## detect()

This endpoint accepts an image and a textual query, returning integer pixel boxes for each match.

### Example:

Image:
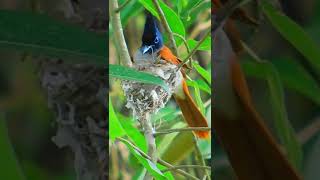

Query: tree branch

[110,0,132,67]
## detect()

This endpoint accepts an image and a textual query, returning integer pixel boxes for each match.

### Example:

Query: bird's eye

[154,37,159,43]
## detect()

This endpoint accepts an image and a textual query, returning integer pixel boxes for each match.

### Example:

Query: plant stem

[114,0,132,13]
[162,165,211,173]
[110,0,132,67]
[178,29,211,70]
[152,0,179,56]
[154,127,211,136]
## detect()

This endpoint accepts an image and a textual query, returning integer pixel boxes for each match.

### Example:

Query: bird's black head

[141,13,163,54]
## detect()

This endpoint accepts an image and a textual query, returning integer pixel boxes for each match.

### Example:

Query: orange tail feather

[174,80,210,139]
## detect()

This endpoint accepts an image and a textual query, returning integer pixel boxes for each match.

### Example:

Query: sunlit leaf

[117,114,148,153]
[119,138,166,180]
[187,37,211,51]
[109,64,169,92]
[193,61,211,84]
[187,80,205,114]
[109,100,126,141]
[186,79,211,94]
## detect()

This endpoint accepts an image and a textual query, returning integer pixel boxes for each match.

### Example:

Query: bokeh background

[213,0,320,179]
[0,0,106,179]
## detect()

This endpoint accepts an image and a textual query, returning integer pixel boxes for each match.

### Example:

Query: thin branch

[117,137,199,180]
[162,165,211,173]
[110,0,132,67]
[173,33,193,68]
[193,136,211,180]
[178,29,211,70]
[154,127,211,136]
[115,0,132,13]
[152,0,179,56]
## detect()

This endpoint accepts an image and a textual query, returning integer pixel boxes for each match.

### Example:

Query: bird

[134,13,210,139]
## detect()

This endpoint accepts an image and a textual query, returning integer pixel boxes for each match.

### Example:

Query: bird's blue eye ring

[154,37,159,43]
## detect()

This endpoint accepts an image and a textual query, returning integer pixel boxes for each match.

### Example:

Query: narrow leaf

[262,1,320,73]
[109,64,169,92]
[109,100,126,141]
[0,10,106,64]
[117,114,148,153]
[119,138,166,180]
[271,58,320,106]
[242,61,303,169]
[187,37,211,51]
[192,61,211,84]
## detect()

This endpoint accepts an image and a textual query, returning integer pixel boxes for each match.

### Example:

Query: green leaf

[0,113,24,180]
[119,0,144,26]
[119,138,166,180]
[139,0,186,45]
[186,79,211,94]
[109,64,169,92]
[242,61,303,169]
[0,10,106,64]
[117,115,148,153]
[271,58,320,106]
[192,61,211,84]
[109,100,126,141]
[158,164,175,180]
[262,1,320,73]
[187,37,211,51]
[152,107,179,123]
[187,80,205,114]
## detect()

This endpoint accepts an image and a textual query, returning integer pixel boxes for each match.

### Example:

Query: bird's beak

[141,45,152,54]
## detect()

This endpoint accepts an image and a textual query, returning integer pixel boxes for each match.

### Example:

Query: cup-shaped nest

[122,60,183,119]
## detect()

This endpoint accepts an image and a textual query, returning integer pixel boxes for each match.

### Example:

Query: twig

[154,127,211,136]
[162,165,211,173]
[152,0,179,56]
[178,29,211,70]
[110,0,132,67]
[193,136,211,180]
[173,33,193,68]
[139,113,157,180]
[115,0,132,13]
[117,137,199,180]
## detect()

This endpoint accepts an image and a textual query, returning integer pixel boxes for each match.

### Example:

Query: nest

[121,60,183,119]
